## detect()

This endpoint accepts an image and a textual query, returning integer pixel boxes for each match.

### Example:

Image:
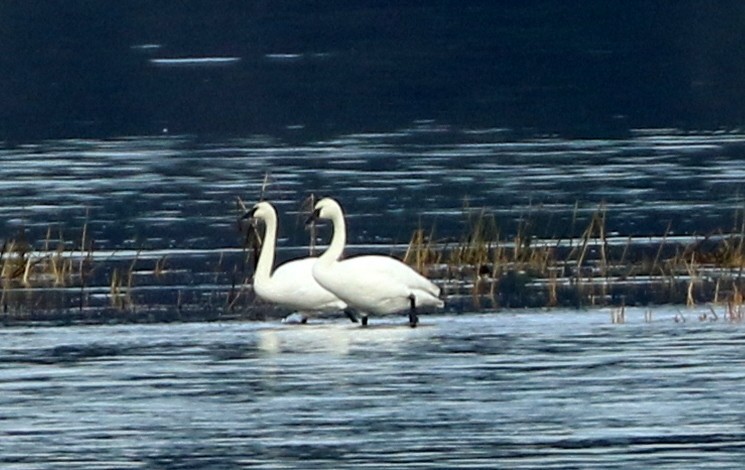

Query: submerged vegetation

[2,200,745,326]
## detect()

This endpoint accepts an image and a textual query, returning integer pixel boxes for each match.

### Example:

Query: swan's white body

[247,202,347,316]
[310,198,443,324]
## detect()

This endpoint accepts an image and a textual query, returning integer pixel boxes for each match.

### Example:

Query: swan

[308,197,444,327]
[243,201,355,323]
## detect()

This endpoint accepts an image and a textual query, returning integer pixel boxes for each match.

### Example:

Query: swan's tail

[414,289,445,309]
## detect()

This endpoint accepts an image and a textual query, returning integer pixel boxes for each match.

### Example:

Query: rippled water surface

[3,127,745,313]
[3,127,745,251]
[2,129,745,466]
[2,310,745,468]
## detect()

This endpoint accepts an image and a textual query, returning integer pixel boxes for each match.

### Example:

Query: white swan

[308,197,444,327]
[243,201,354,323]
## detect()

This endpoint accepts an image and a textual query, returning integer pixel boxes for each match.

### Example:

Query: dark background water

[2,1,745,141]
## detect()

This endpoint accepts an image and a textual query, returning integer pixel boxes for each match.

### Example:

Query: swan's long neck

[254,213,278,284]
[319,208,346,263]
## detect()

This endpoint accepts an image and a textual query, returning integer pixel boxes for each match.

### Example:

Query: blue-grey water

[2,310,745,468]
[4,127,745,249]
[2,128,745,312]
[4,3,745,467]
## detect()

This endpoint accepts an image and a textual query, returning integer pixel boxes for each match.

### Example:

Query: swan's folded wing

[343,255,440,297]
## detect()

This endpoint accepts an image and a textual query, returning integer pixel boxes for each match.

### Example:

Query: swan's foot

[344,308,359,323]
[360,315,368,327]
[408,294,419,328]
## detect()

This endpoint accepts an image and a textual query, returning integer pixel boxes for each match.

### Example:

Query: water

[1,127,745,314]
[3,127,745,249]
[1,310,744,468]
[5,3,745,139]
[4,4,745,466]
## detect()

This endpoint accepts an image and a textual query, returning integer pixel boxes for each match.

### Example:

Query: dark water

[2,310,745,468]
[3,2,745,140]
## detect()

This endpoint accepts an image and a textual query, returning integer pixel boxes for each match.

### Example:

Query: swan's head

[308,197,343,223]
[242,201,276,224]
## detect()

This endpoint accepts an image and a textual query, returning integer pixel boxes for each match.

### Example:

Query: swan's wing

[269,257,346,311]
[324,260,411,313]
[343,255,441,297]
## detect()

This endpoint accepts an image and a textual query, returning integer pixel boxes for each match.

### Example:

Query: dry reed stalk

[154,256,167,279]
[125,251,140,310]
[51,243,67,286]
[547,267,558,307]
[570,201,579,249]
[110,268,121,308]
[597,203,608,277]
[403,229,422,268]
[684,251,697,308]
[427,225,442,271]
[0,282,7,314]
[651,221,672,275]
[619,236,632,268]
[22,255,33,287]
[302,193,317,256]
[730,288,744,321]
[404,225,442,275]
[213,251,224,284]
[572,214,595,283]
[78,221,88,277]
[2,241,23,280]
[226,265,240,311]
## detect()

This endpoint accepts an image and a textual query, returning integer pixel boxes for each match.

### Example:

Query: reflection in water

[257,320,429,356]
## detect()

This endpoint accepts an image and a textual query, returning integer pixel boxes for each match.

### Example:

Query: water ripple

[1,311,744,467]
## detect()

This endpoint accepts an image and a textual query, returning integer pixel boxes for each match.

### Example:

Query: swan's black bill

[242,207,258,220]
[305,208,321,226]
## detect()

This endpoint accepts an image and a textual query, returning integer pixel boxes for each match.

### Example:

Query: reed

[302,193,317,256]
[8,200,745,324]
[110,268,122,309]
[403,226,441,275]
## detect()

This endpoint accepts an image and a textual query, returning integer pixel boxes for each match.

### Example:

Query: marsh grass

[4,201,745,325]
[403,202,745,319]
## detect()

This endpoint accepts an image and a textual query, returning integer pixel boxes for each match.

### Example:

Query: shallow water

[1,309,744,468]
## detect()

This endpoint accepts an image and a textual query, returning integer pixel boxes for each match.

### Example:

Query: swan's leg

[282,312,309,324]
[344,308,359,323]
[360,314,368,327]
[408,294,419,328]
